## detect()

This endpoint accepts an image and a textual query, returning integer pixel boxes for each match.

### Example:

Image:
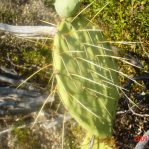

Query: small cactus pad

[54,0,80,18]
[53,16,119,138]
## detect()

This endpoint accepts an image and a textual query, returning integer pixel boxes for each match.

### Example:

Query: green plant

[12,127,40,149]
[54,0,80,17]
[82,0,148,50]
[53,0,119,148]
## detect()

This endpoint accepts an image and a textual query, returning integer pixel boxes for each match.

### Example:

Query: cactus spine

[53,1,119,148]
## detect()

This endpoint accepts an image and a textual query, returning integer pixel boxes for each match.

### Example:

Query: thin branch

[128,105,149,117]
[0,23,57,37]
[0,66,54,115]
[0,74,20,84]
[116,110,128,115]
[0,87,54,115]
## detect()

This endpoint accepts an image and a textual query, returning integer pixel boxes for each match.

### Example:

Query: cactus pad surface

[53,16,119,138]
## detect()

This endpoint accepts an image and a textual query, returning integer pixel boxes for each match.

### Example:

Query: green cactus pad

[53,16,119,138]
[54,0,80,18]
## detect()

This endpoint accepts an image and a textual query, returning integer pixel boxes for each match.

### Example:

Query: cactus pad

[53,16,119,138]
[54,0,80,18]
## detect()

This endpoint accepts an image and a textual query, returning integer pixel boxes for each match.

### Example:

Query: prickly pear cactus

[53,15,119,138]
[54,0,80,18]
